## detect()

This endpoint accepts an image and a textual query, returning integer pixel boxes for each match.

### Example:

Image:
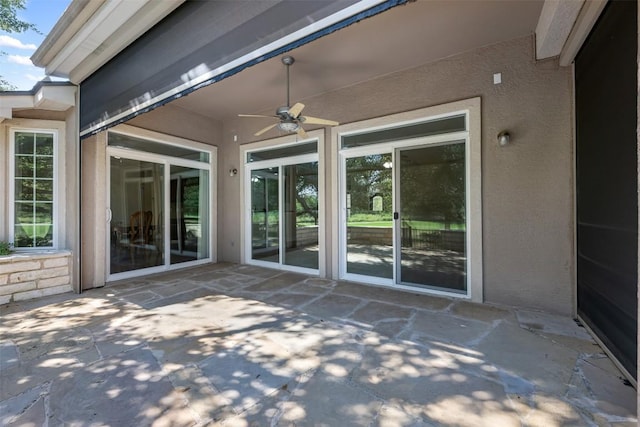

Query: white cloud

[0,35,37,50]
[8,55,33,66]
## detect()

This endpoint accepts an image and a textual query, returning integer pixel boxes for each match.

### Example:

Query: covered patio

[1,264,635,426]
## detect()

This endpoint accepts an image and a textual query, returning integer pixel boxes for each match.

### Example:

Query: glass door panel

[284,162,319,269]
[398,143,467,292]
[110,157,164,274]
[345,154,393,279]
[251,167,280,263]
[170,166,209,265]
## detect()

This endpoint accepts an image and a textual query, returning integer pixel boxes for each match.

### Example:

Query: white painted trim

[69,1,184,83]
[109,124,216,155]
[80,0,389,137]
[6,120,67,251]
[559,0,608,66]
[240,129,324,276]
[535,0,584,60]
[0,85,76,120]
[467,98,483,303]
[332,98,482,302]
[44,0,183,81]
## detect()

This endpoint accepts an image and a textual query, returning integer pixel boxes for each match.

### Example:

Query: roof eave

[0,82,77,122]
[31,0,185,83]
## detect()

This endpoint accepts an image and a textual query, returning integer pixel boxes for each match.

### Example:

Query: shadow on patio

[0,263,636,426]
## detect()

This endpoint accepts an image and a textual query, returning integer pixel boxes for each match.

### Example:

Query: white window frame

[331,98,483,302]
[240,129,325,276]
[106,124,217,281]
[6,121,66,251]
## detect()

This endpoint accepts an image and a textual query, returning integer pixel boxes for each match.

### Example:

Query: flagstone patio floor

[0,263,637,426]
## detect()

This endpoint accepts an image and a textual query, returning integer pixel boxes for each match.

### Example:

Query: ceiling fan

[238,55,339,139]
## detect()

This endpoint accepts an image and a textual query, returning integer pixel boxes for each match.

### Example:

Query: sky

[1,0,71,90]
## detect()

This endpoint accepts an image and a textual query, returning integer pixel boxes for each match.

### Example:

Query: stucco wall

[80,133,107,289]
[219,35,574,314]
[127,103,222,146]
[65,107,80,291]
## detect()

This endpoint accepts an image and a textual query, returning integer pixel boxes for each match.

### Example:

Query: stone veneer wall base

[0,251,73,304]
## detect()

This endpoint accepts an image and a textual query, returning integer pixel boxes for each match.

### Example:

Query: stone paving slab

[0,263,636,426]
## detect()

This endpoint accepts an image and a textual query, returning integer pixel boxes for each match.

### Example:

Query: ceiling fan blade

[288,102,305,118]
[239,114,278,119]
[255,123,279,136]
[296,126,309,139]
[300,116,339,126]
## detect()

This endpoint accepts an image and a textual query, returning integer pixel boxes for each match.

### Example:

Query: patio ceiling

[168,0,544,121]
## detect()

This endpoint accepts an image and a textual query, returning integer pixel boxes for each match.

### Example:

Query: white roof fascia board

[31,0,106,68]
[0,107,14,121]
[0,95,34,110]
[44,0,139,78]
[559,0,608,66]
[34,85,77,110]
[0,85,76,119]
[44,0,184,82]
[535,0,584,60]
[69,0,185,83]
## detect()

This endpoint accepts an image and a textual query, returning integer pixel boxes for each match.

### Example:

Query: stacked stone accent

[0,251,73,304]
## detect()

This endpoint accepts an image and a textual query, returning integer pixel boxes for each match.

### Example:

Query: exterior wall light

[497,131,511,146]
[229,168,238,176]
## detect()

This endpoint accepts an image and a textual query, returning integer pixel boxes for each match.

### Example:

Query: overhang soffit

[33,0,185,82]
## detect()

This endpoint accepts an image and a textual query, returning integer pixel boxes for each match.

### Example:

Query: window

[11,130,57,248]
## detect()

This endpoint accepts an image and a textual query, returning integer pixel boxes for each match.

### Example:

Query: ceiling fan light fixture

[278,121,299,132]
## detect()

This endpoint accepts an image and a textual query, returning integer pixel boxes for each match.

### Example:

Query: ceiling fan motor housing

[276,105,292,119]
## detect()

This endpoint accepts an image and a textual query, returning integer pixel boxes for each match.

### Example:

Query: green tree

[0,0,38,33]
[346,154,393,220]
[0,0,39,91]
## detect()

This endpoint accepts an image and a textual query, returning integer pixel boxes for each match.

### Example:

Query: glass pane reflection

[345,154,393,279]
[251,168,280,263]
[284,162,319,270]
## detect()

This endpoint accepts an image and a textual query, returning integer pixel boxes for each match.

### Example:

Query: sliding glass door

[341,140,469,296]
[397,143,466,292]
[107,131,213,280]
[170,166,209,265]
[345,154,393,279]
[251,167,280,263]
[110,158,164,274]
[246,152,319,273]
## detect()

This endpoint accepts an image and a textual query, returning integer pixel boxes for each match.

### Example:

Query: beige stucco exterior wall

[65,106,80,291]
[80,133,107,289]
[219,35,574,315]
[127,104,222,145]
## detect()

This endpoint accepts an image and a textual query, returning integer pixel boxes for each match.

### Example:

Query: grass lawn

[348,220,465,230]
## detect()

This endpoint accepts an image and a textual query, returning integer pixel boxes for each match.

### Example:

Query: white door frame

[332,98,482,301]
[106,129,216,282]
[240,130,325,276]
